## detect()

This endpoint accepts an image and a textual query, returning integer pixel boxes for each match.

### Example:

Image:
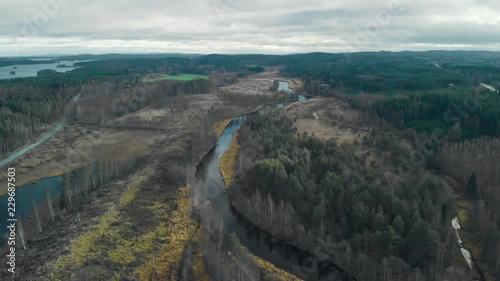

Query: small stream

[451,217,474,269]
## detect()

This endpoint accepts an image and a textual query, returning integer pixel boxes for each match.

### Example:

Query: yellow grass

[53,206,120,268]
[120,169,154,205]
[135,186,198,280]
[214,119,232,138]
[52,167,199,281]
[193,251,212,281]
[458,210,469,226]
[191,227,212,281]
[53,169,155,271]
[220,132,239,189]
[254,256,303,281]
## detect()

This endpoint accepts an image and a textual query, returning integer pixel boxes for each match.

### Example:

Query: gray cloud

[0,0,499,56]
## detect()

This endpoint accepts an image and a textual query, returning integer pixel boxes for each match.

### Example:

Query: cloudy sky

[1,0,499,56]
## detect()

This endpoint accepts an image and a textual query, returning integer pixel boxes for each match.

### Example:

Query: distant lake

[0,60,92,80]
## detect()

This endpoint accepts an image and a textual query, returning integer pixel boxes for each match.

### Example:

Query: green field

[143,73,208,82]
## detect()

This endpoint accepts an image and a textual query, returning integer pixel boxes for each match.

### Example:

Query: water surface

[0,60,91,80]
[0,176,63,243]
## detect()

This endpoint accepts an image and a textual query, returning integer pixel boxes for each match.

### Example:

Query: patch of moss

[458,210,469,226]
[53,206,120,269]
[109,246,136,265]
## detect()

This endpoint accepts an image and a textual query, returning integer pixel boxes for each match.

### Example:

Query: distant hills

[1,50,500,68]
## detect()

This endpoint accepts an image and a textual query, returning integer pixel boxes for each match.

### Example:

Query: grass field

[143,73,208,82]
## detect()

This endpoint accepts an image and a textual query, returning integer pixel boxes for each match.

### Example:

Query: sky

[0,0,499,56]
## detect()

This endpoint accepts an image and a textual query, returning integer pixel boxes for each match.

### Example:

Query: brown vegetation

[254,256,303,281]
[220,132,239,189]
[214,119,232,138]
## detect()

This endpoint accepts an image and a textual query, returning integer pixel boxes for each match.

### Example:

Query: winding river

[196,82,350,280]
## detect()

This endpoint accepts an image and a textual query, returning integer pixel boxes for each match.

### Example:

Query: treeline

[219,90,289,109]
[299,65,475,93]
[367,91,500,139]
[281,52,500,93]
[0,57,204,88]
[0,59,59,67]
[0,85,77,155]
[188,173,262,281]
[432,138,500,280]
[72,79,211,125]
[310,84,500,140]
[231,115,468,280]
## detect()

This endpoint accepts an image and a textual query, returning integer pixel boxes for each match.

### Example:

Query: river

[196,82,349,280]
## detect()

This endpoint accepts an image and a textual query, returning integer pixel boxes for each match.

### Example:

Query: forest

[284,51,500,94]
[432,138,500,280]
[230,114,464,280]
[368,90,500,139]
[271,51,500,280]
[0,85,78,155]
